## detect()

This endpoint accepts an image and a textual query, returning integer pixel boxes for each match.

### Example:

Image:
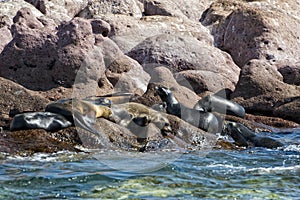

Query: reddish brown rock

[144,66,200,107]
[128,34,240,92]
[277,64,300,86]
[99,14,214,53]
[174,70,237,94]
[200,0,300,68]
[231,60,300,123]
[105,55,151,95]
[0,8,111,91]
[0,129,81,155]
[0,77,49,118]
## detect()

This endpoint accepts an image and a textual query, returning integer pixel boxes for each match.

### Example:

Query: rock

[77,0,143,19]
[128,34,240,92]
[231,59,295,99]
[0,8,109,91]
[25,0,88,23]
[143,0,214,21]
[143,0,187,18]
[144,66,200,107]
[0,17,12,52]
[99,14,213,53]
[244,114,300,129]
[0,129,81,155]
[105,55,151,95]
[0,0,43,27]
[277,64,300,86]
[0,77,49,117]
[174,70,237,94]
[273,98,300,124]
[166,114,218,150]
[200,0,300,68]
[231,60,300,123]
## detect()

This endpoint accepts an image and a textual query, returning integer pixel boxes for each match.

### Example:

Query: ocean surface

[0,128,299,200]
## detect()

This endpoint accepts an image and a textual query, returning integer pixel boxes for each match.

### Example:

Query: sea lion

[224,121,284,148]
[45,98,113,137]
[155,86,221,133]
[194,94,245,118]
[10,112,72,131]
[45,98,113,121]
[110,102,172,133]
[85,92,133,104]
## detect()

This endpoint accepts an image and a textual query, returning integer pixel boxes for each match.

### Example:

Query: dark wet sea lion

[10,112,72,131]
[225,121,284,148]
[194,95,245,118]
[155,86,221,133]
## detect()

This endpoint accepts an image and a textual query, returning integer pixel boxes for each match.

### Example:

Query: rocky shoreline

[0,0,299,155]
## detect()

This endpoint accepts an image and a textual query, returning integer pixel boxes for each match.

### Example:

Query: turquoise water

[0,129,299,199]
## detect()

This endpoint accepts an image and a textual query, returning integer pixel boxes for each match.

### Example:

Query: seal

[110,102,172,133]
[45,98,113,137]
[224,121,284,148]
[10,112,72,131]
[194,94,245,118]
[85,92,133,104]
[45,98,113,121]
[155,86,221,133]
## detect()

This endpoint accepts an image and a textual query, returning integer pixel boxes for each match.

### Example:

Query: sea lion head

[151,114,172,133]
[155,86,173,102]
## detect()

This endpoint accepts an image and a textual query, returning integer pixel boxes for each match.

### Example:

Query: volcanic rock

[25,0,87,23]
[200,0,300,68]
[98,14,214,53]
[77,0,143,19]
[128,34,240,92]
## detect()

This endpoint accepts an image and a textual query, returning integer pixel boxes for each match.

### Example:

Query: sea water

[0,128,299,199]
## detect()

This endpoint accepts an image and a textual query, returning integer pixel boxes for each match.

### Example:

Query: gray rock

[25,0,88,23]
[77,0,143,19]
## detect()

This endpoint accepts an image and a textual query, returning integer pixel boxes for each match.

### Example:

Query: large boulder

[105,55,151,95]
[25,0,88,23]
[77,0,143,19]
[0,16,12,53]
[0,129,81,155]
[0,77,49,118]
[128,34,240,92]
[0,8,112,91]
[97,14,214,53]
[144,66,200,108]
[0,0,43,26]
[277,63,300,86]
[200,0,300,68]
[0,0,43,53]
[143,0,214,22]
[231,59,300,123]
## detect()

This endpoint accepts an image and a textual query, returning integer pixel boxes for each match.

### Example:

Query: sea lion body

[10,112,72,131]
[46,98,112,120]
[110,102,172,133]
[225,121,284,148]
[45,98,113,135]
[194,95,245,118]
[155,86,221,133]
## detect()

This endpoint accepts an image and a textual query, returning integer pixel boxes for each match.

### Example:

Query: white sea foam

[283,144,300,152]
